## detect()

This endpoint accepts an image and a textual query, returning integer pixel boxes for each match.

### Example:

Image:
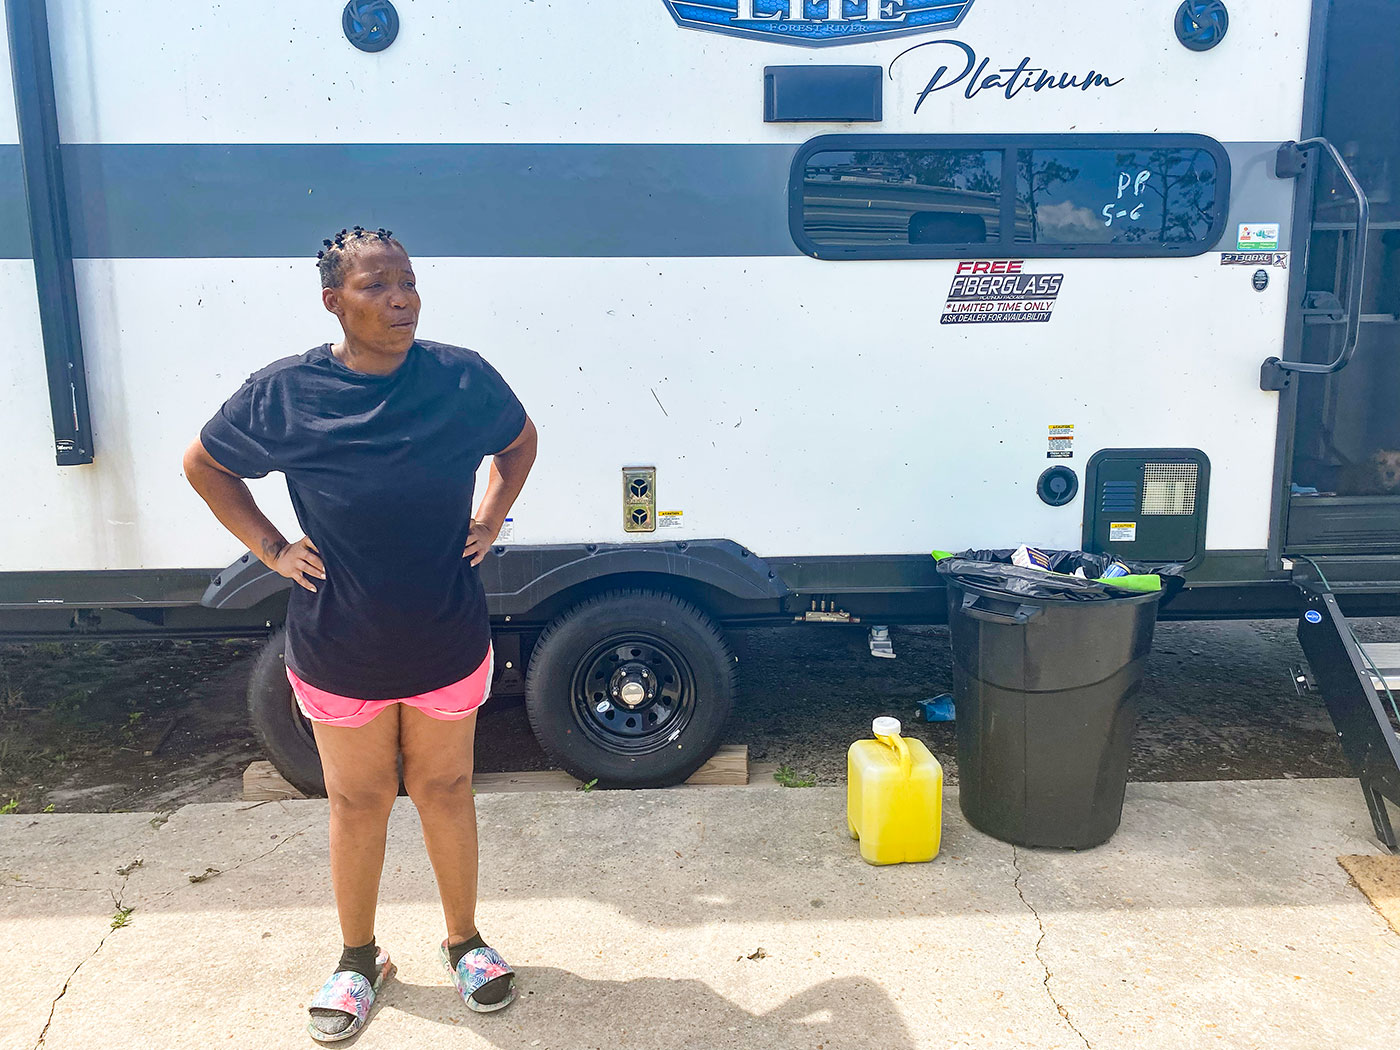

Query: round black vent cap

[343,0,399,53]
[1175,0,1228,52]
[1037,466,1080,507]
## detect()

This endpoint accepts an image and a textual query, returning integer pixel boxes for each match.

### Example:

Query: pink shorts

[286,645,494,728]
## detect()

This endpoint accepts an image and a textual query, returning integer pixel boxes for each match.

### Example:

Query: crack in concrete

[150,823,317,907]
[208,823,313,879]
[1012,846,1091,1050]
[31,873,131,1050]
[122,824,319,922]
[26,823,313,1048]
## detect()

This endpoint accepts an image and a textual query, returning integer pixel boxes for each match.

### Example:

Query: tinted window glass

[1015,148,1221,246]
[801,149,1002,248]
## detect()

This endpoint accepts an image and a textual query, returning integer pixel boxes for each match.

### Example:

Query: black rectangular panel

[1287,495,1400,553]
[764,65,882,123]
[1083,449,1211,568]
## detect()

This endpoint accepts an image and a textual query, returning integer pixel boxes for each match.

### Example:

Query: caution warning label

[940,261,1064,325]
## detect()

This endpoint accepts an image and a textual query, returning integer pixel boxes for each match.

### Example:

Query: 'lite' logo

[662,0,978,47]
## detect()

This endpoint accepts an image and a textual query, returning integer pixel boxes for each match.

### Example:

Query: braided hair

[316,226,406,289]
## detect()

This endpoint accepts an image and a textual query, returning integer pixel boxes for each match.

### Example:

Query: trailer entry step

[1358,642,1400,693]
[1297,586,1400,853]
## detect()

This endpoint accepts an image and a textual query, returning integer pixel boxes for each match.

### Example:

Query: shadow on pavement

[386,969,915,1050]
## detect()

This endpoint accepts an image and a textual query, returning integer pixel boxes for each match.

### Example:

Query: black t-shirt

[200,340,526,699]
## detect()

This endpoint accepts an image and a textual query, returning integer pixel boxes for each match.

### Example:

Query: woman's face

[323,242,420,352]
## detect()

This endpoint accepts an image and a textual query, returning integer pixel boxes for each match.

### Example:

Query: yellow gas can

[847,717,943,865]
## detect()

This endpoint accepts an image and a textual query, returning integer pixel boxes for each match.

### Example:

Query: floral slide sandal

[441,939,517,1013]
[306,948,395,1043]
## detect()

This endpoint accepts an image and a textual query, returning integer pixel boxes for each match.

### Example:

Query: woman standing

[183,227,537,1041]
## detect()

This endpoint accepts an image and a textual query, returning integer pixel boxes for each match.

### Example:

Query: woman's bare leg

[311,706,402,947]
[398,706,480,942]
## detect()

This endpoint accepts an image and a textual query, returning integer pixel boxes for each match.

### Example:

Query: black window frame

[789,133,1233,261]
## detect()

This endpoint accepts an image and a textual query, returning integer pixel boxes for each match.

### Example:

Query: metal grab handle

[1261,138,1370,388]
[960,592,1045,626]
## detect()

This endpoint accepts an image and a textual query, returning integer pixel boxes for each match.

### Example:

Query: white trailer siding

[2,1,1312,573]
[43,1,1310,145]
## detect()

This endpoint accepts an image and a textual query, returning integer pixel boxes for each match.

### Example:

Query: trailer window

[1016,147,1222,247]
[799,149,1003,249]
[790,135,1230,260]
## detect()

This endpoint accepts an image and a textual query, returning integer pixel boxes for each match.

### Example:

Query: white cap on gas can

[872,716,902,737]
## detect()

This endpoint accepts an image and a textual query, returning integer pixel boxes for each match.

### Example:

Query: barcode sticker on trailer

[1109,522,1137,542]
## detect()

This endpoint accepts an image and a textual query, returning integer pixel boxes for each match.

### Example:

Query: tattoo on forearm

[261,537,285,563]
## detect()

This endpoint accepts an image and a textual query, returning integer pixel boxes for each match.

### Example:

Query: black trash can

[938,552,1171,849]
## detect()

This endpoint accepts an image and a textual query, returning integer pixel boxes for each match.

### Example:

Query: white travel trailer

[3,1,1398,836]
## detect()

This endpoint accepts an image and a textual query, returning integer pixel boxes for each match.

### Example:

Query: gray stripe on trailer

[63,143,801,260]
[0,147,30,257]
[0,141,1287,260]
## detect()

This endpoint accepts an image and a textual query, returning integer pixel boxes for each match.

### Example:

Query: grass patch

[0,798,17,814]
[121,710,144,744]
[577,778,599,793]
[773,765,816,788]
[110,905,134,930]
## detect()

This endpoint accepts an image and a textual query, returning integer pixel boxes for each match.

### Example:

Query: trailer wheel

[525,590,736,787]
[247,628,325,796]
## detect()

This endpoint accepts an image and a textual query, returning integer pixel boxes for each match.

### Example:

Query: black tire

[525,590,736,788]
[246,628,326,796]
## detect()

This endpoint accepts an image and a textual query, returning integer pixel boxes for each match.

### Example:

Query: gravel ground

[724,618,1380,784]
[0,616,1393,813]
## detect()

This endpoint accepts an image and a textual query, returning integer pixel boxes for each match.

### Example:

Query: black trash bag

[935,549,1185,603]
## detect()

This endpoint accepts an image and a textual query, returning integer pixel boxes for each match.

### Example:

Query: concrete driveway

[3,778,1397,1050]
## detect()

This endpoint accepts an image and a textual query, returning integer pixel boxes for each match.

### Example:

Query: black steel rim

[569,633,697,755]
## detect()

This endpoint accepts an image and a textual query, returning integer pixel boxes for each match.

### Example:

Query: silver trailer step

[1358,642,1400,693]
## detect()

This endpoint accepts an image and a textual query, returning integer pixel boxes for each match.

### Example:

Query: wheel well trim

[202,539,790,614]
[483,541,788,616]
